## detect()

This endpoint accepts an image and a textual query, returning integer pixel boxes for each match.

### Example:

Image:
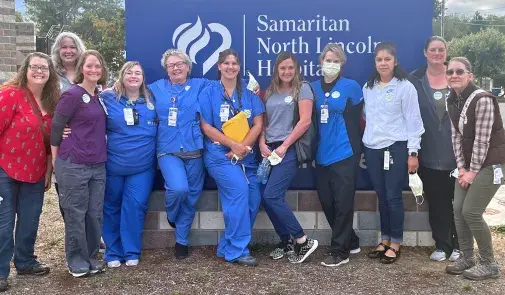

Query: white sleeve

[402,81,425,153]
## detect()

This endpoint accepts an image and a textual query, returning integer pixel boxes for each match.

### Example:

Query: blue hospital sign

[125,0,433,189]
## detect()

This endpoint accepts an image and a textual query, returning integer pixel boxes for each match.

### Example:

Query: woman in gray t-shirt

[258,52,318,264]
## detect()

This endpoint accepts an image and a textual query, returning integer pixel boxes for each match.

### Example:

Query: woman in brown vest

[445,57,503,281]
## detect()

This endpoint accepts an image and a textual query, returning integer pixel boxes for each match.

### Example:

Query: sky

[14,0,505,15]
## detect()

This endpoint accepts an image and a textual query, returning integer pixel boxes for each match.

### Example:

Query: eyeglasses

[446,69,469,76]
[166,62,186,70]
[28,65,49,72]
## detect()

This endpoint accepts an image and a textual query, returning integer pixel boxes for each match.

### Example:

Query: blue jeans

[262,144,304,240]
[0,167,45,278]
[364,141,407,244]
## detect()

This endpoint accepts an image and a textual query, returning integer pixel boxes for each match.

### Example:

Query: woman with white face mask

[311,43,364,267]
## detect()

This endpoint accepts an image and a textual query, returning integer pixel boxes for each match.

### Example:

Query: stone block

[403,231,418,246]
[252,212,274,230]
[144,211,159,230]
[196,190,219,211]
[354,191,378,211]
[188,230,218,246]
[142,230,174,249]
[259,190,297,211]
[298,191,321,211]
[404,212,431,231]
[358,211,380,230]
[251,230,279,244]
[417,231,435,247]
[293,211,316,229]
[403,191,428,211]
[316,212,358,230]
[356,230,379,246]
[199,212,224,230]
[159,212,199,230]
[147,190,165,211]
[310,230,332,245]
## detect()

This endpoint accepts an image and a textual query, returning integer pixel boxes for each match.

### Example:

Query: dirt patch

[4,187,505,294]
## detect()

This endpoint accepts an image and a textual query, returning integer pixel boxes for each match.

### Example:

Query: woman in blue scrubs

[148,49,211,260]
[101,61,157,267]
[199,49,264,266]
[312,43,364,268]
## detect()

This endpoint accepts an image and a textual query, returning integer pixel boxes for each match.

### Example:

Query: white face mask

[322,62,341,78]
[268,151,283,166]
[408,172,425,205]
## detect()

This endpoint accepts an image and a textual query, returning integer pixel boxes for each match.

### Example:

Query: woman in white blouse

[362,42,425,264]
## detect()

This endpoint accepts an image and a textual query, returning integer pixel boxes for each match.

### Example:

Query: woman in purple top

[50,50,109,278]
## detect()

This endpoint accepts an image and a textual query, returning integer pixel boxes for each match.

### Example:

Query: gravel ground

[3,187,504,295]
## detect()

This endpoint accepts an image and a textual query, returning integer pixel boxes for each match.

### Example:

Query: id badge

[383,150,390,170]
[320,105,329,124]
[220,104,230,122]
[123,108,134,126]
[168,107,178,126]
[493,164,503,184]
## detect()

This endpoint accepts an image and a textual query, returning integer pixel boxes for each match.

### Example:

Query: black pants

[316,156,360,259]
[419,166,459,256]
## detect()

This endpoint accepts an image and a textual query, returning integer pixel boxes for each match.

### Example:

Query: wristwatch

[409,152,418,157]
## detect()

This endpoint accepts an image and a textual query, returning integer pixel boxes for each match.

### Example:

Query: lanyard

[221,85,242,115]
[166,80,188,107]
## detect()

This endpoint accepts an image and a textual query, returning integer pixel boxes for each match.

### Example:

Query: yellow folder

[222,111,250,142]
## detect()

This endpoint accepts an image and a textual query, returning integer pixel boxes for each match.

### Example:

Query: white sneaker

[449,249,461,262]
[430,249,447,261]
[107,260,121,268]
[350,247,361,254]
[126,259,139,267]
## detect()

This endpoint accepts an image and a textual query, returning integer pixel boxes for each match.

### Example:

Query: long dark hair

[217,49,242,104]
[366,41,408,89]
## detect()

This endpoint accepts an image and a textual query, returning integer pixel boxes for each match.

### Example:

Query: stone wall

[16,22,36,56]
[142,190,435,249]
[0,0,16,83]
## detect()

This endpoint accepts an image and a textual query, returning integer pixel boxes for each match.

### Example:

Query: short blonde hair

[74,50,109,86]
[319,43,347,65]
[50,32,86,74]
[160,48,192,74]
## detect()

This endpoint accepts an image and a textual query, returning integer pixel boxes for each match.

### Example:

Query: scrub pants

[55,157,106,273]
[262,144,305,241]
[207,162,261,262]
[364,141,407,244]
[158,155,204,246]
[102,169,155,262]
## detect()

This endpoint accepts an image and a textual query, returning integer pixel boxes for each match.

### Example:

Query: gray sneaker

[269,240,294,260]
[446,257,475,275]
[463,263,500,281]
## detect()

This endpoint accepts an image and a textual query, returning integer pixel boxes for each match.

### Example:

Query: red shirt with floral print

[0,86,52,183]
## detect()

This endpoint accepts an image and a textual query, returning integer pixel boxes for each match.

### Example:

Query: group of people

[0,31,502,292]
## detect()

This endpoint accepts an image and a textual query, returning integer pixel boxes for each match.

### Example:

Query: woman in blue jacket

[199,49,264,266]
[101,61,157,267]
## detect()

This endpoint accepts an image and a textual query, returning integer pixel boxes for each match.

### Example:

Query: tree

[449,29,505,83]
[72,8,126,74]
[433,0,444,19]
[24,0,121,34]
[15,11,24,22]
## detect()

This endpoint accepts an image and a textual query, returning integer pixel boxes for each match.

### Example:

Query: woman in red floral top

[0,52,60,292]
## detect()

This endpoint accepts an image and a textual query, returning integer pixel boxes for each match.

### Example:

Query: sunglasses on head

[446,69,469,76]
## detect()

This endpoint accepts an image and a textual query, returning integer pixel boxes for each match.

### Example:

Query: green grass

[491,225,505,233]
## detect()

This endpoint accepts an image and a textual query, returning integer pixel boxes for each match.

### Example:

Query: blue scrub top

[199,83,265,168]
[102,90,157,175]
[312,78,363,166]
[149,78,214,155]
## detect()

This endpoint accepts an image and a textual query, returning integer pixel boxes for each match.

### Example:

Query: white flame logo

[173,17,232,75]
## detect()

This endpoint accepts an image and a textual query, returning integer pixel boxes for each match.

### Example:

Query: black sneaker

[0,278,9,292]
[17,262,50,276]
[175,243,189,260]
[321,255,349,267]
[288,238,318,264]
[269,239,294,260]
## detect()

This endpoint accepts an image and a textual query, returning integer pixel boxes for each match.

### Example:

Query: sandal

[380,247,401,264]
[367,243,389,259]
